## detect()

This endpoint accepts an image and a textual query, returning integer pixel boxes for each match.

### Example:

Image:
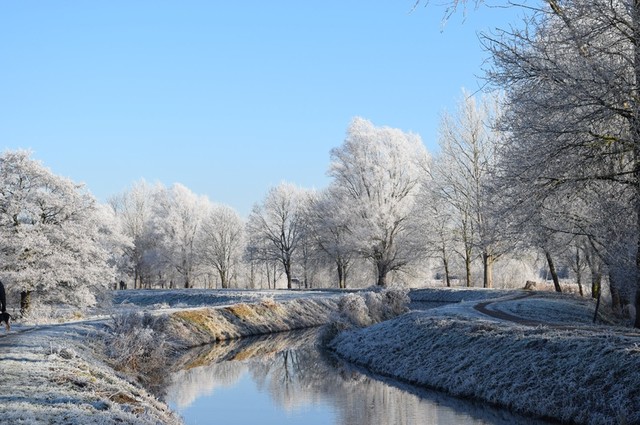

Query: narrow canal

[163,329,551,425]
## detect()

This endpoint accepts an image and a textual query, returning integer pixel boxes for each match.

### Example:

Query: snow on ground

[330,289,640,425]
[111,288,344,310]
[0,290,348,424]
[0,289,346,425]
[0,321,181,425]
[409,287,518,303]
[484,292,601,325]
[3,287,638,425]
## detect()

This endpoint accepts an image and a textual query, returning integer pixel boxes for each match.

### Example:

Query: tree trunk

[609,270,623,314]
[337,261,347,289]
[545,251,562,292]
[286,272,292,290]
[577,269,584,297]
[443,257,451,287]
[464,250,472,288]
[593,288,602,324]
[377,262,388,286]
[134,268,140,290]
[575,249,584,297]
[266,263,272,289]
[0,281,6,313]
[284,257,292,289]
[483,252,494,289]
[272,262,278,289]
[249,261,256,289]
[591,269,602,300]
[20,290,31,317]
[219,269,228,289]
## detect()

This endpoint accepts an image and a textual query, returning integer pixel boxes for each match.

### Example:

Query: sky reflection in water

[165,330,549,425]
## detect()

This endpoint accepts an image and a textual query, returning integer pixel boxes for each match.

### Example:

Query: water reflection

[165,330,549,425]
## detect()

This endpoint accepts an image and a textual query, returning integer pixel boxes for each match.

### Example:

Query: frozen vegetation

[2,287,639,424]
[0,321,181,425]
[0,290,345,424]
[330,289,640,425]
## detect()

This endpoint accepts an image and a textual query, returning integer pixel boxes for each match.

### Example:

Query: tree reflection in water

[164,329,549,425]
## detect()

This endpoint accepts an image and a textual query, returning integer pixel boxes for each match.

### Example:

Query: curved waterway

[164,329,551,425]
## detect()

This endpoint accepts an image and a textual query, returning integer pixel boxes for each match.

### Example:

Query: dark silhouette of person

[119,280,127,290]
[0,280,6,313]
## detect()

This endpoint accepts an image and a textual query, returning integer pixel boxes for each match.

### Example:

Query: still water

[164,330,549,425]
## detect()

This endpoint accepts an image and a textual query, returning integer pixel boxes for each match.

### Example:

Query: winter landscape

[3,0,640,424]
[1,287,638,424]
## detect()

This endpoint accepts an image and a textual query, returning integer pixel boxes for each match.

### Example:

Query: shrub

[103,312,173,390]
[381,285,410,318]
[338,293,372,327]
[260,296,277,308]
[363,291,384,323]
[334,286,410,330]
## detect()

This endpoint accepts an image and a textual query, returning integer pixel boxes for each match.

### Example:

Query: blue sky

[0,1,523,216]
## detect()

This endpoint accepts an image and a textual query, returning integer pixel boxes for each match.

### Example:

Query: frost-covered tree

[416,181,457,287]
[329,117,430,286]
[152,183,209,288]
[293,193,324,289]
[306,186,356,289]
[246,182,307,289]
[198,203,244,289]
[109,180,159,289]
[483,0,640,324]
[0,150,130,312]
[432,90,502,288]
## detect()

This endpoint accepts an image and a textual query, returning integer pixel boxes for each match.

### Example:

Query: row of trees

[427,88,609,301]
[0,116,434,312]
[477,0,640,324]
[110,117,431,291]
[0,96,623,315]
[6,0,640,326]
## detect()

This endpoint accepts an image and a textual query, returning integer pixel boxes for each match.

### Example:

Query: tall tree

[246,182,307,289]
[417,181,457,287]
[199,203,244,289]
[329,117,429,286]
[432,91,501,287]
[152,183,209,288]
[109,180,159,289]
[0,150,130,312]
[306,186,356,288]
[483,0,640,325]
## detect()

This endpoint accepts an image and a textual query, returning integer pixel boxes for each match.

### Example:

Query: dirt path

[472,292,640,339]
[472,292,545,326]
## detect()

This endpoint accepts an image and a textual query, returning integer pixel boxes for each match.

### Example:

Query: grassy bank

[163,297,340,347]
[0,322,182,425]
[1,294,344,424]
[330,291,640,425]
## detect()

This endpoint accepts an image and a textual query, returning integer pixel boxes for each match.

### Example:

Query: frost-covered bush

[19,302,86,325]
[381,285,410,318]
[335,286,410,329]
[260,296,277,308]
[338,293,372,327]
[103,312,173,388]
[363,291,384,323]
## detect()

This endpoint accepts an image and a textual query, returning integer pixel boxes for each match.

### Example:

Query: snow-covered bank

[112,288,343,310]
[330,291,640,425]
[163,297,340,348]
[0,293,344,424]
[0,322,181,425]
